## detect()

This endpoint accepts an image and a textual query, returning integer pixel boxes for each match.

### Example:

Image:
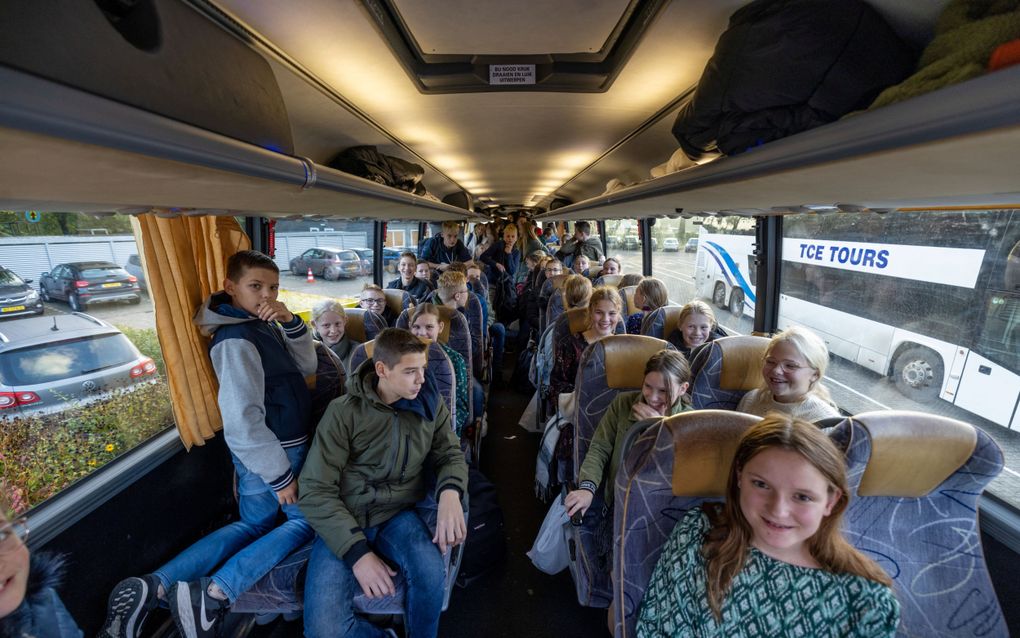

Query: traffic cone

[307,267,315,283]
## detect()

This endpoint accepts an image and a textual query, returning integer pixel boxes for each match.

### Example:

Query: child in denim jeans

[300,328,468,638]
[100,250,316,638]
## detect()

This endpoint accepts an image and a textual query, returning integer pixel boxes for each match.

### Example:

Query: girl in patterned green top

[409,304,470,437]
[637,414,899,637]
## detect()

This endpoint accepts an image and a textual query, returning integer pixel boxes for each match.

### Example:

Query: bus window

[0,211,173,514]
[272,219,378,308]
[776,210,1020,509]
[687,215,756,334]
[603,219,639,276]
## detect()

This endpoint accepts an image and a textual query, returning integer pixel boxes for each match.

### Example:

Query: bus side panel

[778,296,893,374]
[42,435,236,632]
[697,233,757,312]
[955,352,1020,429]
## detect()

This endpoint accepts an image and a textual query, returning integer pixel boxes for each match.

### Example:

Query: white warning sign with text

[489,64,536,85]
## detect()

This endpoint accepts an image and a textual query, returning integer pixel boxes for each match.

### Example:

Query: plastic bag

[527,496,571,574]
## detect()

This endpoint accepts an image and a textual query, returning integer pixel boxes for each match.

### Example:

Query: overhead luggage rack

[536,65,1020,220]
[0,67,482,222]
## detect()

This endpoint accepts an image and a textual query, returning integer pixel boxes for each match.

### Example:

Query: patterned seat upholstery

[592,274,623,288]
[566,335,672,608]
[639,306,683,340]
[232,341,462,617]
[538,273,570,335]
[688,335,769,409]
[461,292,486,379]
[545,287,567,331]
[617,285,639,318]
[829,411,1006,638]
[342,308,387,343]
[613,410,761,638]
[381,287,412,322]
[396,306,473,419]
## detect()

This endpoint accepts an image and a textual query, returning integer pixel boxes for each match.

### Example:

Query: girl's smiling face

[0,514,30,617]
[641,371,688,415]
[738,447,840,567]
[762,341,819,403]
[680,312,712,349]
[590,299,620,336]
[410,313,444,341]
[313,311,346,346]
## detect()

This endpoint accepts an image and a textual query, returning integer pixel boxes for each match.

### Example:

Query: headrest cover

[671,411,762,497]
[567,307,589,334]
[363,339,376,358]
[344,308,369,342]
[434,305,455,343]
[382,288,407,315]
[618,285,637,316]
[599,274,623,288]
[718,336,769,391]
[660,306,684,337]
[604,335,670,389]
[855,411,977,497]
[550,273,570,290]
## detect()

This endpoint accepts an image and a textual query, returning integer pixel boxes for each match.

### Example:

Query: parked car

[124,254,147,291]
[351,248,374,276]
[289,247,362,279]
[0,267,44,319]
[0,314,158,419]
[39,261,141,311]
[685,237,699,253]
[662,237,680,252]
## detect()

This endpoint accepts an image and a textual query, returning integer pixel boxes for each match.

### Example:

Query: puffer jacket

[0,553,82,638]
[298,360,468,566]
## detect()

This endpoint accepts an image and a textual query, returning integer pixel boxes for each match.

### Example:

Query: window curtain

[132,213,250,449]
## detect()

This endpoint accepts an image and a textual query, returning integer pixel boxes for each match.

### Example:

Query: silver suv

[0,313,158,420]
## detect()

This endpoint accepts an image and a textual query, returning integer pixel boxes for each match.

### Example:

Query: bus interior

[1,1,1019,636]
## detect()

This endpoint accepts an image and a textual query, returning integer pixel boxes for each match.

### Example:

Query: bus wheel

[892,346,943,403]
[728,289,744,318]
[713,282,727,309]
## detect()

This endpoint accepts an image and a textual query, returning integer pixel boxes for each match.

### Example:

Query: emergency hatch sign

[489,64,535,85]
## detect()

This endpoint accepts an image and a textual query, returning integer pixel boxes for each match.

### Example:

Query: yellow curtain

[133,213,250,449]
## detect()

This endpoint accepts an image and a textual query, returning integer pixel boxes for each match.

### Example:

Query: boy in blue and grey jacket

[100,250,316,638]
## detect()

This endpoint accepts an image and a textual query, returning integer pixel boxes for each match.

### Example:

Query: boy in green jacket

[299,328,468,638]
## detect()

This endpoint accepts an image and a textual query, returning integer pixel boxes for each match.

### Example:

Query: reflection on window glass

[778,210,1020,510]
[0,211,172,513]
[272,219,379,319]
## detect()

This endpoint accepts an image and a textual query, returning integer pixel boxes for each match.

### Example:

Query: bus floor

[246,369,610,638]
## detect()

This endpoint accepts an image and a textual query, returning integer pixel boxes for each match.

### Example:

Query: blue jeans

[491,322,506,378]
[471,378,485,421]
[304,510,446,638]
[153,445,313,603]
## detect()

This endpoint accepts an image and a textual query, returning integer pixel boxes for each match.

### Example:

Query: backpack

[456,468,506,587]
[492,270,519,324]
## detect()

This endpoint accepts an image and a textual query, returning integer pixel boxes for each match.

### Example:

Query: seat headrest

[343,308,370,342]
[549,273,570,290]
[603,335,670,389]
[716,336,769,391]
[382,288,407,316]
[362,339,375,358]
[598,274,622,288]
[618,285,637,316]
[669,411,762,497]
[566,307,589,334]
[659,306,684,337]
[852,411,977,497]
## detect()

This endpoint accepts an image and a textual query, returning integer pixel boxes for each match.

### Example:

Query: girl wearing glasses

[0,510,82,636]
[737,326,840,421]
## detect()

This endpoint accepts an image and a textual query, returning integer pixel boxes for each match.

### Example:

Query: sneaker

[169,578,228,638]
[100,574,161,638]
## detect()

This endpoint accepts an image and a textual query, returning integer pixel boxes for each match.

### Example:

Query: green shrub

[0,381,174,513]
[115,325,166,377]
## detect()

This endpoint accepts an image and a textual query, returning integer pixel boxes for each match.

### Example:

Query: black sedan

[39,261,142,311]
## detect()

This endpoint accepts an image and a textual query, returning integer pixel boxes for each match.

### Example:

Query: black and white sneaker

[168,578,228,638]
[99,574,160,638]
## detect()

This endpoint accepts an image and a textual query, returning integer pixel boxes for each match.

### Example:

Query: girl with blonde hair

[637,415,898,637]
[626,277,668,334]
[737,326,840,421]
[666,299,726,358]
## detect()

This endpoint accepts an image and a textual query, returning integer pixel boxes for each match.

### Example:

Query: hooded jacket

[555,236,604,263]
[0,553,82,638]
[194,291,317,491]
[298,360,468,566]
